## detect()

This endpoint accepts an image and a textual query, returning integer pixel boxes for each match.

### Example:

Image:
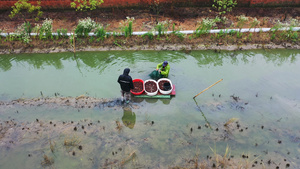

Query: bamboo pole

[73,31,76,54]
[193,79,223,99]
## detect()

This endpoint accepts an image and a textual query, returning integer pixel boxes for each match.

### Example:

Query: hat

[162,61,168,67]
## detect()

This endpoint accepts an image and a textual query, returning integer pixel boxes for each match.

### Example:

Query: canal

[0,49,299,168]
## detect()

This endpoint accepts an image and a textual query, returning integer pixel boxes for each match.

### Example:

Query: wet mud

[0,95,140,110]
[0,94,299,168]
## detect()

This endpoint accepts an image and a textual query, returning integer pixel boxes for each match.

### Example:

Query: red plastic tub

[131,79,144,95]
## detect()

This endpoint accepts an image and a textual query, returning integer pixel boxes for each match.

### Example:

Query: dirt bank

[0,7,299,54]
[0,32,299,55]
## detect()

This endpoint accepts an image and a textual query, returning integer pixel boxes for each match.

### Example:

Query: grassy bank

[0,29,299,54]
[0,8,299,54]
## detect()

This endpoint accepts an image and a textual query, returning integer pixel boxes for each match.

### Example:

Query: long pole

[73,31,76,55]
[193,79,223,99]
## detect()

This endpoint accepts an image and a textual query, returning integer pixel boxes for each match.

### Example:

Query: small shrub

[6,34,18,42]
[270,20,284,32]
[290,18,300,27]
[248,33,253,41]
[0,29,4,40]
[174,31,185,40]
[236,31,242,38]
[170,23,185,40]
[237,15,249,30]
[119,17,134,37]
[39,18,53,40]
[291,32,298,42]
[229,29,236,35]
[271,33,276,40]
[270,20,284,41]
[15,22,32,43]
[56,29,61,39]
[142,31,154,40]
[112,31,120,38]
[155,19,171,37]
[32,24,40,38]
[94,26,107,40]
[250,18,260,30]
[216,29,224,39]
[195,17,217,37]
[75,17,98,37]
[61,28,68,38]
[24,22,32,35]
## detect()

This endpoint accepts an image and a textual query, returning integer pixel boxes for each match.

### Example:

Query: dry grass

[49,139,56,153]
[64,135,81,147]
[115,120,123,132]
[170,145,261,169]
[120,151,137,167]
[41,154,54,167]
[224,118,238,127]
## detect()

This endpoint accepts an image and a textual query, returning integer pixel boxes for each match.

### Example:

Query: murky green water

[0,49,300,168]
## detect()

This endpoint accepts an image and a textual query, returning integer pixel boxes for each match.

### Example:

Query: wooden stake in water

[193,79,223,99]
[73,31,76,55]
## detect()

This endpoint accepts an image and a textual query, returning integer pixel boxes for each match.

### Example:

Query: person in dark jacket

[117,68,134,103]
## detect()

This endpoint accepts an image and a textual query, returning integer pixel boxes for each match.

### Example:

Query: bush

[61,28,68,38]
[39,18,53,40]
[249,18,260,30]
[94,26,107,40]
[154,20,171,38]
[171,23,185,40]
[195,18,217,37]
[75,17,98,37]
[237,15,249,30]
[291,32,298,42]
[14,22,32,43]
[119,17,135,37]
[142,31,154,40]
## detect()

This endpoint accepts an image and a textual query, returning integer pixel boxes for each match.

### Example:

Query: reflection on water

[1,49,299,72]
[193,98,212,130]
[122,106,136,129]
[0,49,300,168]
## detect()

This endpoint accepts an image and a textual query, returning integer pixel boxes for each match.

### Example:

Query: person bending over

[156,61,170,78]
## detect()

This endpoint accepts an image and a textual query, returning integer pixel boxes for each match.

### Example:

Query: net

[149,70,162,80]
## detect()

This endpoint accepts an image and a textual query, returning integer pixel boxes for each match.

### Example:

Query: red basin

[131,79,144,95]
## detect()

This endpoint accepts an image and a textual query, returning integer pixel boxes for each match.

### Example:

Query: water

[0,49,300,168]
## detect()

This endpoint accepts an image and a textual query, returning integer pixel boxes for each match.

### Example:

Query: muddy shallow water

[0,49,300,168]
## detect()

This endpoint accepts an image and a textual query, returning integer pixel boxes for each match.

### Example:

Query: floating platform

[133,85,176,99]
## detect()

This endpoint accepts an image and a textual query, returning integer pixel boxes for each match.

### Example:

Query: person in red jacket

[117,68,134,103]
